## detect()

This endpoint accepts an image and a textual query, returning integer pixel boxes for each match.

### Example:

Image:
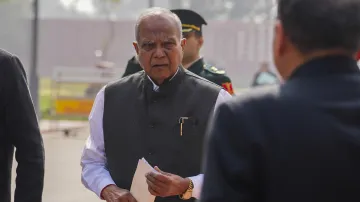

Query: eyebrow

[164,38,177,43]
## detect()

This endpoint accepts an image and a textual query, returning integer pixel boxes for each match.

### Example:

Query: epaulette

[203,64,226,75]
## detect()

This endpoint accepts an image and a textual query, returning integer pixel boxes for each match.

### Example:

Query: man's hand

[145,166,190,197]
[101,185,137,202]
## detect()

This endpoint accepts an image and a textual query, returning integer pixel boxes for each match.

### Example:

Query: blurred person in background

[201,0,360,201]
[0,49,45,202]
[122,9,235,95]
[81,7,232,202]
[251,62,280,87]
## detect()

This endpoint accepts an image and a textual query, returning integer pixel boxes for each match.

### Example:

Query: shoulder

[184,69,222,92]
[106,70,145,92]
[203,63,226,75]
[224,84,280,114]
[0,48,15,59]
[203,64,232,81]
[0,49,25,79]
[0,49,19,68]
[203,64,231,79]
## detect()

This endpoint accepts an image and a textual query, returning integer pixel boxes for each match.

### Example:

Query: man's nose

[153,47,166,58]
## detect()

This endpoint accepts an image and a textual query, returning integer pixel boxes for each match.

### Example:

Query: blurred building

[1,0,277,89]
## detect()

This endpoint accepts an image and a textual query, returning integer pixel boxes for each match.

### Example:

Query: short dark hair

[278,0,360,54]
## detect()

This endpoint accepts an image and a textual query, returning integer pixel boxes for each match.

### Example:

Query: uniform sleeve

[219,75,235,95]
[80,87,116,198]
[200,101,262,202]
[3,55,45,202]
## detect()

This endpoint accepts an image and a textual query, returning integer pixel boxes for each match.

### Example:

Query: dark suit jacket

[0,49,44,202]
[201,55,360,202]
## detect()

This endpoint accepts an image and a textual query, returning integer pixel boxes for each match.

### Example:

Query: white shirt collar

[146,67,180,92]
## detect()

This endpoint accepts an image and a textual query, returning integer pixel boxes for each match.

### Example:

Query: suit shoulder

[202,64,232,83]
[0,49,25,78]
[184,69,222,91]
[227,84,280,110]
[0,49,18,67]
[106,70,144,91]
[0,48,15,58]
[203,64,227,75]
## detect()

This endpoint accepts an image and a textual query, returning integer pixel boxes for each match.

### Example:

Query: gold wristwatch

[179,178,194,200]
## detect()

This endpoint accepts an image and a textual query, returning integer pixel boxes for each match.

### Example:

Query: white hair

[135,7,182,42]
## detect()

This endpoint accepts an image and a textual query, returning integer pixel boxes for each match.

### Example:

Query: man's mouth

[152,64,169,68]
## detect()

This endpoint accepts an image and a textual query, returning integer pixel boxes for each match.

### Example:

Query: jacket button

[149,123,155,128]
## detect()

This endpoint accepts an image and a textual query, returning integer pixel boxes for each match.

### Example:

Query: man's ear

[197,36,204,48]
[274,21,287,57]
[180,38,186,51]
[133,41,139,55]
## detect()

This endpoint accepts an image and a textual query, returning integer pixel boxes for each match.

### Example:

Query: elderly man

[201,0,360,202]
[81,7,232,202]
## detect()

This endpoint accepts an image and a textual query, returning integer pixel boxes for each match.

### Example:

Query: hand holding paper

[130,158,156,202]
[145,166,190,198]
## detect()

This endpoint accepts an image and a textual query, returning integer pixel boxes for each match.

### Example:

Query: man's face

[133,15,186,84]
[182,32,203,63]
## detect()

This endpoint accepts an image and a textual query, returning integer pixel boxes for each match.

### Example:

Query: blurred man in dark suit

[201,0,360,202]
[0,49,45,202]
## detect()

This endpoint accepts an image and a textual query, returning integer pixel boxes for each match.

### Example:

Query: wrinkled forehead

[138,15,180,42]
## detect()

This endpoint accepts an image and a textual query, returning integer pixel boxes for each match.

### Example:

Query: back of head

[278,0,360,54]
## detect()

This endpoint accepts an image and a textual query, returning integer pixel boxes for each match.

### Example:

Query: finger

[147,172,170,185]
[154,166,171,176]
[120,192,134,202]
[127,193,138,202]
[154,166,162,173]
[148,184,161,196]
[146,178,164,194]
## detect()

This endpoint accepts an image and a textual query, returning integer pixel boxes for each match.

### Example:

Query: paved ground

[11,126,100,202]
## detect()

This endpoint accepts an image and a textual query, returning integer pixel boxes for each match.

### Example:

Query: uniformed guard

[171,9,235,95]
[121,55,142,78]
[251,62,280,87]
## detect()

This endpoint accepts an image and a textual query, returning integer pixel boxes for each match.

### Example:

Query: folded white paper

[130,158,156,202]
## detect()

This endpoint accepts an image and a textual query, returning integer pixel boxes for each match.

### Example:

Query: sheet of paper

[130,158,156,202]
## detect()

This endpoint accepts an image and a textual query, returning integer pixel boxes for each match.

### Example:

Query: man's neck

[147,68,180,89]
[283,49,353,80]
[182,55,201,69]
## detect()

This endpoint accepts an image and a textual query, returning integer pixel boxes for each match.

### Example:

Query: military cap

[170,9,207,33]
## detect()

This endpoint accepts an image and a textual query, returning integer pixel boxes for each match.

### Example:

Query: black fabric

[188,58,232,90]
[122,56,143,78]
[201,55,360,202]
[0,49,44,202]
[104,67,221,202]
